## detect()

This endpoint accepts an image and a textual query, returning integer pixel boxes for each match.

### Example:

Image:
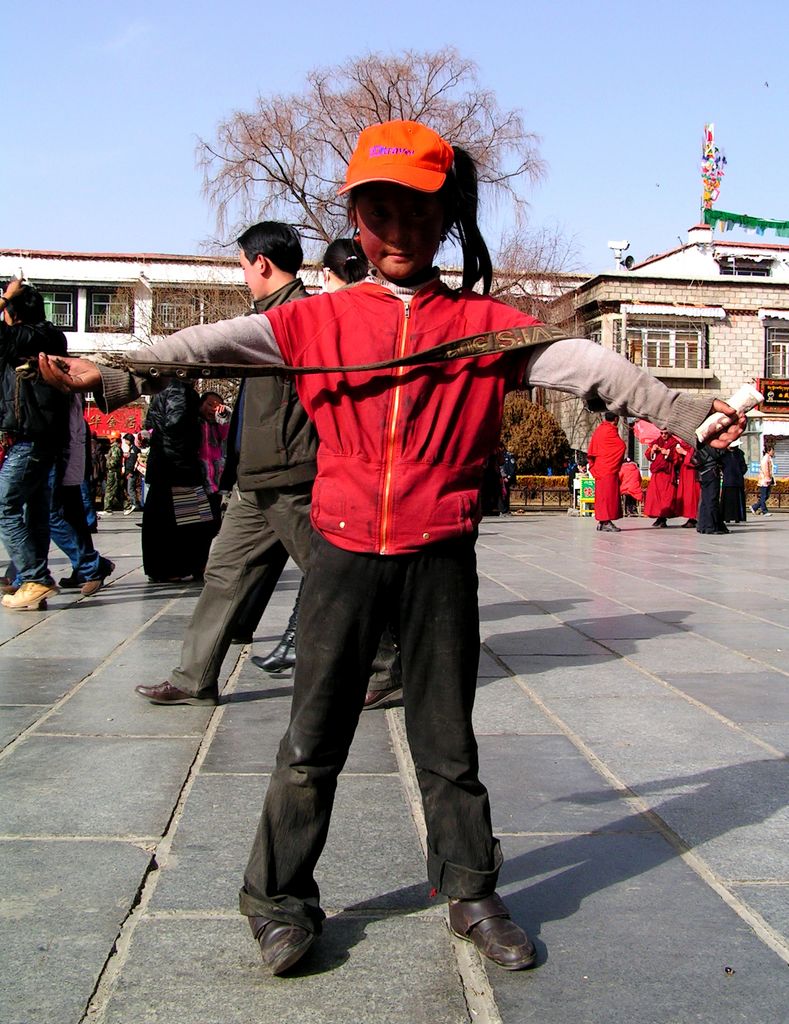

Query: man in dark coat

[131,223,398,705]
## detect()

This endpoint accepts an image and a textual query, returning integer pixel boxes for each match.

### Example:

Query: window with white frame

[87,288,133,331]
[41,289,76,330]
[766,325,789,378]
[626,320,705,371]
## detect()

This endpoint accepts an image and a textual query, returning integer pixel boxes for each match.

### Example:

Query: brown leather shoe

[248,915,315,975]
[134,680,218,706]
[449,893,536,970]
[362,685,404,710]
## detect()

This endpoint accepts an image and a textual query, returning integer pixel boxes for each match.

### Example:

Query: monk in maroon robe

[619,458,644,516]
[672,440,700,528]
[587,413,626,532]
[644,431,680,527]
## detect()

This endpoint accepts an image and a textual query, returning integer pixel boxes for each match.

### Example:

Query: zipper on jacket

[379,300,411,554]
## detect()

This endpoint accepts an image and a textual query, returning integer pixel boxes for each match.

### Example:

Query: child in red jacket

[39,120,744,977]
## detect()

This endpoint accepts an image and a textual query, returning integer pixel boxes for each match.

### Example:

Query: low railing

[508,475,789,511]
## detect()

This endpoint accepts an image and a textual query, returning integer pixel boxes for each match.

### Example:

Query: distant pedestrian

[619,457,643,516]
[0,280,69,611]
[695,445,727,534]
[121,432,142,513]
[102,434,124,513]
[197,391,231,519]
[721,441,748,523]
[751,444,775,517]
[142,379,217,582]
[644,430,679,527]
[672,440,700,528]
[587,413,626,532]
[51,396,115,595]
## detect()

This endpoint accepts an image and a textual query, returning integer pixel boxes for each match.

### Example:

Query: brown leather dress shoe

[134,681,218,706]
[449,893,536,970]
[248,915,315,975]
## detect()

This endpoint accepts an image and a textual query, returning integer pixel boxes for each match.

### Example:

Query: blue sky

[4,1,787,273]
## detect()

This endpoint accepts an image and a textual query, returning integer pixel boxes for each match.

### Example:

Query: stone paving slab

[150,773,430,914]
[730,884,789,941]
[490,833,789,1024]
[661,670,789,724]
[534,692,777,779]
[485,627,606,658]
[473,676,560,734]
[0,839,151,1024]
[100,915,466,1024]
[0,735,200,837]
[478,734,656,835]
[35,671,214,737]
[0,656,99,705]
[201,695,398,774]
[0,705,43,747]
[505,653,671,697]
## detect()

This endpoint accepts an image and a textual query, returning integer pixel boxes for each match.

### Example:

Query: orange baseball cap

[338,120,454,196]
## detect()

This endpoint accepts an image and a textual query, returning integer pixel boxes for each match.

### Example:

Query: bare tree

[198,47,545,251]
[490,224,582,319]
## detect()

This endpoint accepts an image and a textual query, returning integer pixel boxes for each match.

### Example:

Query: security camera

[607,240,630,252]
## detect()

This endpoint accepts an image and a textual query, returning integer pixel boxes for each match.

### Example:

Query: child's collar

[368,267,441,299]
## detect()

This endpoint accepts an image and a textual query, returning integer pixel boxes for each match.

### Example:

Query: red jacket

[113,278,716,556]
[265,280,538,554]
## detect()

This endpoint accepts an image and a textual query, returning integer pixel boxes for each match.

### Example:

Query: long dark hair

[439,146,493,294]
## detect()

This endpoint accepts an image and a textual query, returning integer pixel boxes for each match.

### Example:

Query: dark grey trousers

[170,483,313,697]
[239,531,501,933]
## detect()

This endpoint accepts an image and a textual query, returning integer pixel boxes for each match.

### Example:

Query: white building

[549,225,789,474]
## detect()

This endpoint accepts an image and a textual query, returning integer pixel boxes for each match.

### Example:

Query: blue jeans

[80,480,98,530]
[49,470,101,581]
[0,441,56,585]
[752,485,772,513]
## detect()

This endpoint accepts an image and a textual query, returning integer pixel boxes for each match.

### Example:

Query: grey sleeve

[124,314,285,369]
[522,338,715,445]
[95,315,284,413]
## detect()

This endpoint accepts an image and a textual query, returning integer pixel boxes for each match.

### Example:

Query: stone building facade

[546,225,789,474]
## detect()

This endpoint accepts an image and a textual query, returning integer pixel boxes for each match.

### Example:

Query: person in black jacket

[0,281,69,611]
[695,444,727,535]
[721,441,748,523]
[141,379,217,582]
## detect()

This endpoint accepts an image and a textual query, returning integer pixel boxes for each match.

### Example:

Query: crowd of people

[3,118,752,981]
[583,417,773,534]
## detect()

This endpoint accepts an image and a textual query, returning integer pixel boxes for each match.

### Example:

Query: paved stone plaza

[1,513,787,1024]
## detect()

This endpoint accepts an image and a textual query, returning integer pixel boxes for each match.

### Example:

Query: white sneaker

[762,512,772,518]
